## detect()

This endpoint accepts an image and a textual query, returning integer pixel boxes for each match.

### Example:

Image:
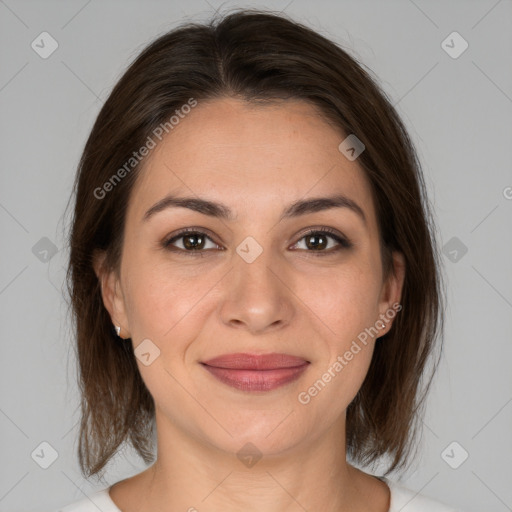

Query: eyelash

[162,227,353,257]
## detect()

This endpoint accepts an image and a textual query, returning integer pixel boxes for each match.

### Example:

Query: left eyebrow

[142,193,366,226]
[281,195,366,225]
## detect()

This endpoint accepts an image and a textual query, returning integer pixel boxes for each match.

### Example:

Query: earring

[114,324,121,337]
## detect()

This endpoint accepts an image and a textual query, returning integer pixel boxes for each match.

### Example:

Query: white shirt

[55,477,461,511]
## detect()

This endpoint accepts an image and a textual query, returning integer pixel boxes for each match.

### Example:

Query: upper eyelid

[164,227,221,246]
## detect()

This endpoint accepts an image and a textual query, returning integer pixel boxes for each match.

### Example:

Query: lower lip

[202,364,309,392]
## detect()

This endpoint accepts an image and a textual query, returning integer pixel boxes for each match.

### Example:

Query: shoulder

[53,487,121,512]
[383,478,463,512]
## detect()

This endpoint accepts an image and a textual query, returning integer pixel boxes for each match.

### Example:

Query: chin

[213,409,317,457]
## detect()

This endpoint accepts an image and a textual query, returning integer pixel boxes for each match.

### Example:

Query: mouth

[200,353,310,392]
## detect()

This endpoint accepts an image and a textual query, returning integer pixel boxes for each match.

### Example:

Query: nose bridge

[218,234,294,333]
[232,235,280,297]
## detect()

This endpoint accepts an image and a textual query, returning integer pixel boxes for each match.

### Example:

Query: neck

[114,412,388,512]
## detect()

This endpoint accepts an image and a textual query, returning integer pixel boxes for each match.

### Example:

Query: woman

[57,8,461,512]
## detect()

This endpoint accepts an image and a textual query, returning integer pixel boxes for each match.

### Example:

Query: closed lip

[201,352,309,370]
[201,352,310,392]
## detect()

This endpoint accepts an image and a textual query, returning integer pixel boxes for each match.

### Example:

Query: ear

[92,249,130,337]
[376,251,406,336]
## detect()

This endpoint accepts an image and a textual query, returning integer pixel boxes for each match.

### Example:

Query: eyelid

[293,226,350,244]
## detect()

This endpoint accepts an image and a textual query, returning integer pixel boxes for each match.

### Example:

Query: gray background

[1,0,511,511]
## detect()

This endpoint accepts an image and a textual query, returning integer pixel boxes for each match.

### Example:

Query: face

[95,97,405,457]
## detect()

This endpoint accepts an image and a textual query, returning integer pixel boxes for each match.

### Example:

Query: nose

[218,244,295,335]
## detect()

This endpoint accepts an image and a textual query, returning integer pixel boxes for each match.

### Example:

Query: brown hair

[65,7,445,481]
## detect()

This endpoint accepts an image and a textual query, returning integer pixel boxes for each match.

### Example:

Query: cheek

[122,254,227,347]
[298,344,374,429]
[296,268,379,416]
[300,261,382,343]
[296,259,381,403]
[122,260,218,398]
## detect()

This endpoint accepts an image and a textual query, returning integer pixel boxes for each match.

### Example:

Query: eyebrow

[142,193,366,225]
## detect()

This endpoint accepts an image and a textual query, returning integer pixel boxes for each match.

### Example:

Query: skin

[94,97,405,512]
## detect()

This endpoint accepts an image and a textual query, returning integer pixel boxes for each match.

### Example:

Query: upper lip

[201,353,309,370]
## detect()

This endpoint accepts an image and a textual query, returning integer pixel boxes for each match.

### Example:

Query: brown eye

[305,233,329,250]
[181,233,206,250]
[291,228,353,255]
[163,230,220,254]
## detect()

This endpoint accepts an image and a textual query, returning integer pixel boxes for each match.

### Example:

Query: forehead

[126,97,378,229]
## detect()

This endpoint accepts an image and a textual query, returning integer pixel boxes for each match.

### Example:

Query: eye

[163,229,222,255]
[291,228,353,255]
[162,227,352,257]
